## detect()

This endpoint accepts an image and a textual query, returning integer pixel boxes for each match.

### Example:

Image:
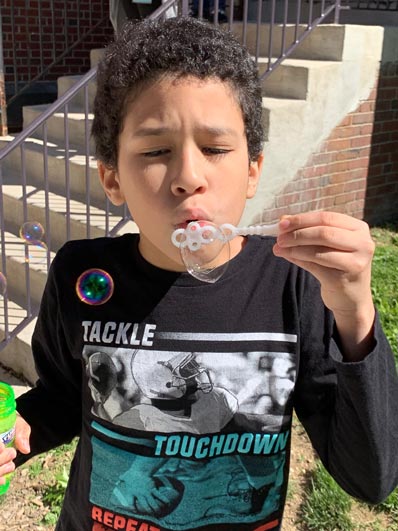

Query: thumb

[14,413,31,454]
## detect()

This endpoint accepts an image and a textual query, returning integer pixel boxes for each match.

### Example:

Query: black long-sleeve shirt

[16,234,398,531]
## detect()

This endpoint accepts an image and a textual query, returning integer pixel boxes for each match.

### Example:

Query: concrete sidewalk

[0,365,32,398]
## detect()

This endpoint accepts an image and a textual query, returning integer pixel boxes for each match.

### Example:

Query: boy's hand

[0,413,31,485]
[273,211,376,361]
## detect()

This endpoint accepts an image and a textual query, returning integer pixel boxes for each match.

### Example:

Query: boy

[1,16,398,531]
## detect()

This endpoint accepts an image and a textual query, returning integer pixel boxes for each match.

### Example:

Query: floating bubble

[0,273,7,296]
[19,221,45,242]
[76,269,114,305]
[24,240,48,266]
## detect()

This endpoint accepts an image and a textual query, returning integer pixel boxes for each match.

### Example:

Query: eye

[142,148,170,157]
[202,147,231,156]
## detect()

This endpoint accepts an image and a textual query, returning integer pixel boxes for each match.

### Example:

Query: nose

[170,148,208,196]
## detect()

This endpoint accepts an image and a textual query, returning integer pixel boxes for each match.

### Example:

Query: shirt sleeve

[293,271,398,504]
[15,248,82,465]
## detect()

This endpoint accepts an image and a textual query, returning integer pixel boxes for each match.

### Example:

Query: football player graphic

[113,351,238,433]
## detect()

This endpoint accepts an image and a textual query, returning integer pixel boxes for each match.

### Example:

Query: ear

[246,153,264,199]
[97,160,125,206]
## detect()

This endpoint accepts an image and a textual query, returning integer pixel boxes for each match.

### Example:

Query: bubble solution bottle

[0,382,16,496]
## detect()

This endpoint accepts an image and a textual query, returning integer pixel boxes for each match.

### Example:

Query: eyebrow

[133,126,241,138]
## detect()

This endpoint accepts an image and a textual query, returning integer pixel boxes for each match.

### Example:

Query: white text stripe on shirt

[157,332,297,343]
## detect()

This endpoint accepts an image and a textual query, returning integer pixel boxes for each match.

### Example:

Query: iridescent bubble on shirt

[19,221,45,242]
[0,272,7,297]
[76,269,114,305]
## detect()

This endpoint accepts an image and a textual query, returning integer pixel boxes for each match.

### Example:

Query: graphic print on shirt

[83,329,297,531]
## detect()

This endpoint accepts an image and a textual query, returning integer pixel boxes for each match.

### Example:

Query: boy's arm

[294,275,398,504]
[15,249,82,465]
[273,212,398,502]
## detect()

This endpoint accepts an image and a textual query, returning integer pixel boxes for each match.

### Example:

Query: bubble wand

[171,221,279,283]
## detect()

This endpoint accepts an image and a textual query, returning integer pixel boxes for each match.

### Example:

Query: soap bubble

[76,269,114,305]
[0,273,7,296]
[24,241,48,266]
[19,221,45,242]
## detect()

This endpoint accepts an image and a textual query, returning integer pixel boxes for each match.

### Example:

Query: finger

[0,460,16,480]
[277,225,364,252]
[14,414,31,454]
[273,243,356,273]
[0,446,17,466]
[279,212,367,234]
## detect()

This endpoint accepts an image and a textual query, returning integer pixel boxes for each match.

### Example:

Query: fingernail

[22,440,30,453]
[279,217,291,229]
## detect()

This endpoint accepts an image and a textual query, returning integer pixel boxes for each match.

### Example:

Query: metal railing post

[334,0,342,23]
[181,0,190,16]
[0,8,8,136]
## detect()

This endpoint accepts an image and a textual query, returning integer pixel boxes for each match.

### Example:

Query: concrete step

[0,361,32,397]
[0,136,106,207]
[260,57,341,100]
[233,23,346,61]
[0,298,31,343]
[2,184,132,252]
[0,316,37,385]
[0,230,54,310]
[23,104,95,150]
[57,74,97,111]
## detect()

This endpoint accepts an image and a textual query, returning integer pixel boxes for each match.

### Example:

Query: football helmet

[132,351,213,400]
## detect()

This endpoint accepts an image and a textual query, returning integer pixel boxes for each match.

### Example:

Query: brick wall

[261,64,398,226]
[364,62,398,225]
[1,0,114,86]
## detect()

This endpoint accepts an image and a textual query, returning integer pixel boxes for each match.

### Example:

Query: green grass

[41,467,70,525]
[371,488,398,527]
[33,440,77,525]
[371,223,398,362]
[299,461,354,531]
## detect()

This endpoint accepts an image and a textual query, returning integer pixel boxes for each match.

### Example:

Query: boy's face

[99,76,263,271]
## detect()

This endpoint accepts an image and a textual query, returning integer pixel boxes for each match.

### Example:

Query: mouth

[175,215,212,230]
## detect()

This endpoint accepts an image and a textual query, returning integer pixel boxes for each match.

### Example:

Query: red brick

[326,138,352,152]
[335,191,357,205]
[350,135,371,148]
[331,125,363,139]
[329,172,350,184]
[300,189,319,202]
[348,158,370,170]
[355,189,366,200]
[352,113,375,125]
[327,161,350,174]
[344,179,366,192]
[276,192,301,208]
[360,124,374,135]
[357,101,375,113]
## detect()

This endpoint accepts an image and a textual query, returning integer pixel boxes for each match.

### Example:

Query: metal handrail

[0,67,97,161]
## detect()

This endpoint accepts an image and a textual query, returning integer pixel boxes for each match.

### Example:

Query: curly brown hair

[92,16,264,168]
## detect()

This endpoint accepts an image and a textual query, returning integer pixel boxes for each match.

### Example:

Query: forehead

[122,75,244,129]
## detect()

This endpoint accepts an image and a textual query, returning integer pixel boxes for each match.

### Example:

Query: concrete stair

[0,42,138,381]
[0,22,384,383]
